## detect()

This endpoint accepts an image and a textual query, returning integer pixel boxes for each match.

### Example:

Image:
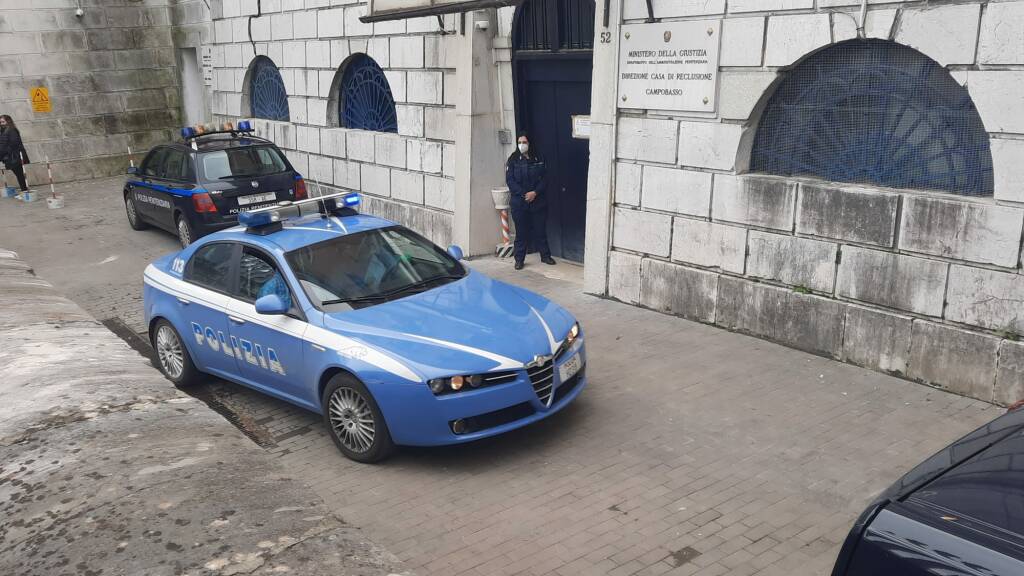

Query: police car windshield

[286,226,466,311]
[201,146,287,180]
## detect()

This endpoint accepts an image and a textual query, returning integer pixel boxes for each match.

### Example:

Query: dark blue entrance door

[512,0,594,263]
[520,60,592,262]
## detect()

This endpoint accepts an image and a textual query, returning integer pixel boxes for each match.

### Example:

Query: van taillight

[294,178,307,200]
[192,192,217,213]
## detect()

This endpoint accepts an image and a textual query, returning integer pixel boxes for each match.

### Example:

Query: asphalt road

[0,178,1002,576]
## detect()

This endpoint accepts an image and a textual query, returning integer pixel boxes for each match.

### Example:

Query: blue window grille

[751,40,993,197]
[340,55,398,133]
[249,57,290,121]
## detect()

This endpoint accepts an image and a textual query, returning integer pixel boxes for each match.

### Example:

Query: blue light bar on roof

[181,126,196,139]
[238,209,280,228]
[237,120,253,132]
[343,192,361,207]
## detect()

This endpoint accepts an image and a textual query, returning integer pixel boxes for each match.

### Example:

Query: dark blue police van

[832,405,1024,575]
[124,121,307,247]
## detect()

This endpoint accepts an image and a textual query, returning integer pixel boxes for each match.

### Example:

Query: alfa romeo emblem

[527,354,552,369]
[664,30,672,43]
[251,181,259,188]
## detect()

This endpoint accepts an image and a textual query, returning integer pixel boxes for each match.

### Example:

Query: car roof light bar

[239,192,362,233]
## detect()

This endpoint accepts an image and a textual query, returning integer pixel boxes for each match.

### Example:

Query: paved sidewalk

[0,248,406,576]
[0,179,1004,576]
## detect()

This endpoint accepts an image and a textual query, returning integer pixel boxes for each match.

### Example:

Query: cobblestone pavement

[0,178,1003,576]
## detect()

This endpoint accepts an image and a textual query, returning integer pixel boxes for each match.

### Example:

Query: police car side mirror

[447,245,464,260]
[254,293,289,315]
[126,166,139,175]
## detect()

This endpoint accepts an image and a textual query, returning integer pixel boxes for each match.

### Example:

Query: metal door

[513,0,594,263]
[520,62,592,262]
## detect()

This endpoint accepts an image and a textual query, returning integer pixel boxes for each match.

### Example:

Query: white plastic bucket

[22,191,37,202]
[491,187,511,210]
[46,195,65,209]
[2,186,16,198]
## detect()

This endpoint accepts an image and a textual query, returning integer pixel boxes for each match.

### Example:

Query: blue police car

[125,121,307,248]
[143,193,587,462]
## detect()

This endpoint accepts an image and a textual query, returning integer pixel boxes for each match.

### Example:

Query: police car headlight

[566,322,580,345]
[429,374,485,395]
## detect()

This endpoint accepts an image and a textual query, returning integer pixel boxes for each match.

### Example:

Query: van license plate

[238,192,276,206]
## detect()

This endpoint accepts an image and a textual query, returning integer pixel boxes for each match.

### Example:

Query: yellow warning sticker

[31,87,51,113]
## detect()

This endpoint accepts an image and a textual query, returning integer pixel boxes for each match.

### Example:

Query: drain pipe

[857,0,868,38]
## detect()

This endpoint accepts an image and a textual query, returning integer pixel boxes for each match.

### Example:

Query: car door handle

[176,297,191,305]
[311,344,326,352]
[228,315,246,325]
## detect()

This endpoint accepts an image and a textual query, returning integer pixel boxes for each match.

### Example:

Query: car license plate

[237,192,276,206]
[558,353,582,383]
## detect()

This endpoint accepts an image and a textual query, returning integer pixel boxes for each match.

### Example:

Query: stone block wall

[605,0,1024,404]
[0,0,192,184]
[207,0,457,246]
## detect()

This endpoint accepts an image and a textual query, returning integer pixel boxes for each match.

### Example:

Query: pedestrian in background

[505,133,555,270]
[0,115,30,193]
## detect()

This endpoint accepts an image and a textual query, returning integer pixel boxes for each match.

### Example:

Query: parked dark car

[832,406,1024,575]
[124,121,307,247]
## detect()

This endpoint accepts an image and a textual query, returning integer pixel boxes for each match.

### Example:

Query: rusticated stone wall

[601,1,1024,405]
[0,0,203,184]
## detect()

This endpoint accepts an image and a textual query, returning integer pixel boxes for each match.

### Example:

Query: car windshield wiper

[320,273,464,307]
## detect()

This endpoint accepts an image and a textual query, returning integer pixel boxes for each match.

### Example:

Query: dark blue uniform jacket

[505,153,547,212]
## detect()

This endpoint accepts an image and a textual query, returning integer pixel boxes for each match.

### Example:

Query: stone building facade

[6,0,1022,405]
[588,0,1024,405]
[0,0,206,184]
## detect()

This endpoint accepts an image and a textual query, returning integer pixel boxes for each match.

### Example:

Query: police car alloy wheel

[152,319,201,387]
[322,374,394,463]
[125,193,146,231]
[176,216,193,248]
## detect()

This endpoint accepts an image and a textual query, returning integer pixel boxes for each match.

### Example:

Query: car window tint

[164,150,189,181]
[286,226,464,310]
[201,146,287,180]
[236,247,291,305]
[143,148,169,178]
[184,243,235,292]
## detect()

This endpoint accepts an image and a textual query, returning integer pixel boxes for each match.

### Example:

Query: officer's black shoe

[514,260,524,270]
[541,256,556,265]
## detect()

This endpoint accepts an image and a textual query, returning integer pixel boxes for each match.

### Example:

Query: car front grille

[528,358,555,406]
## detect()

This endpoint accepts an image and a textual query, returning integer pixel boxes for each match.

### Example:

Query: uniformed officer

[505,133,555,270]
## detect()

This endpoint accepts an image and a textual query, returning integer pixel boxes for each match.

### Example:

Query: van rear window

[201,146,287,180]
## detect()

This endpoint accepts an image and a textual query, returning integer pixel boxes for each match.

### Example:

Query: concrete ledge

[842,305,912,376]
[717,276,845,359]
[996,341,1024,407]
[898,195,1024,268]
[908,321,1000,402]
[712,175,796,232]
[0,252,404,576]
[639,259,718,324]
[836,246,947,317]
[796,184,899,248]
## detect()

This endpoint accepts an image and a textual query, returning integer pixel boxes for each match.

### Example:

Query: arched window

[751,40,993,197]
[247,56,289,121]
[337,54,397,133]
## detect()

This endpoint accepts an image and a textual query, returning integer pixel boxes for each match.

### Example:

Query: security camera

[75,8,84,17]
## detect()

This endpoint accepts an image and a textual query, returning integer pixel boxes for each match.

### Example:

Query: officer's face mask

[518,142,529,154]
